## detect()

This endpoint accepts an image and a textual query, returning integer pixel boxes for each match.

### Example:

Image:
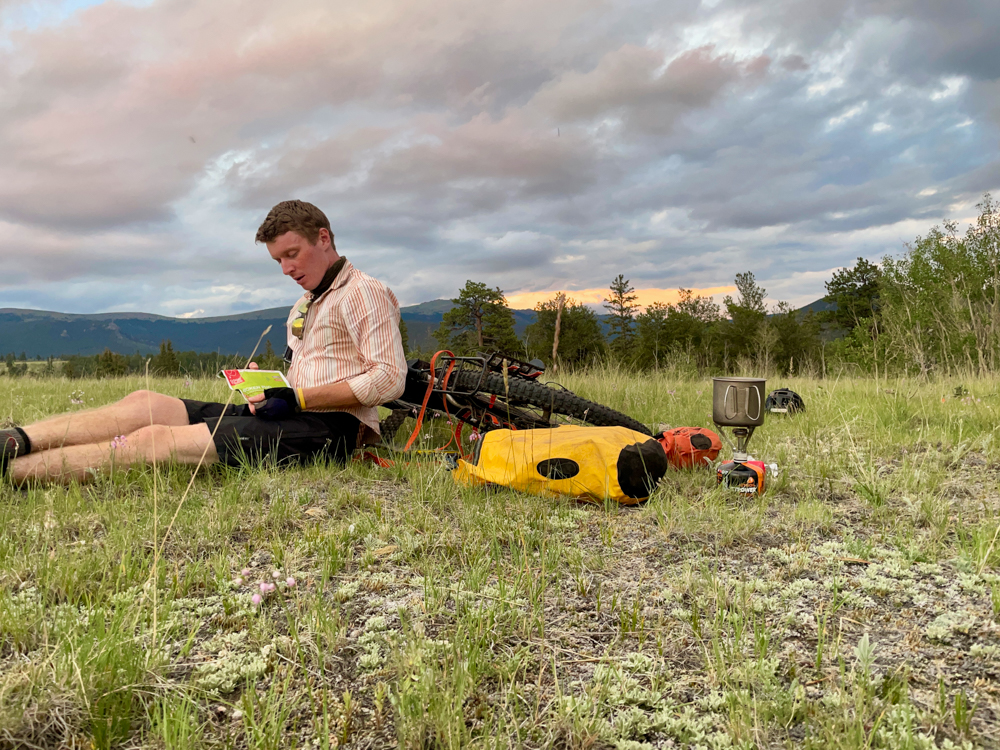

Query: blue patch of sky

[0,0,153,43]
[3,0,101,31]
[808,111,992,192]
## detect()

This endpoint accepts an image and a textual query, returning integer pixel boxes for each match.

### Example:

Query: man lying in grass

[0,200,407,484]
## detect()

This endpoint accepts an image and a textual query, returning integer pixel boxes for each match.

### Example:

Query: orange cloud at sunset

[504,286,737,311]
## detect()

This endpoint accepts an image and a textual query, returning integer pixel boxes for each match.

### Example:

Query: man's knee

[120,390,189,424]
[121,389,170,407]
[126,424,176,457]
[127,423,216,464]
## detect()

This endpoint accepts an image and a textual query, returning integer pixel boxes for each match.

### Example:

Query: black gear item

[254,388,301,421]
[765,388,805,414]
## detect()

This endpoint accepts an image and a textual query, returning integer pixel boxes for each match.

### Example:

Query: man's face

[267,228,337,291]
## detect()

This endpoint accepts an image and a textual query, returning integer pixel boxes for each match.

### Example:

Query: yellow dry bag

[452,425,668,505]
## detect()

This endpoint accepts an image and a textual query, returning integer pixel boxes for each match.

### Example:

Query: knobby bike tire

[378,374,652,443]
[454,371,652,435]
[378,408,411,443]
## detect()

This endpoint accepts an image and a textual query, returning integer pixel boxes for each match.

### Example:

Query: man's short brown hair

[255,200,333,246]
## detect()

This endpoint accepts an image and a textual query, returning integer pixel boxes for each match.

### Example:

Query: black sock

[0,428,30,474]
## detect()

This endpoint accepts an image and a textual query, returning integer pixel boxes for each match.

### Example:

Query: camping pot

[712,377,766,427]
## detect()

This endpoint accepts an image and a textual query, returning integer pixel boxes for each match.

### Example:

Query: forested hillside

[0,303,531,359]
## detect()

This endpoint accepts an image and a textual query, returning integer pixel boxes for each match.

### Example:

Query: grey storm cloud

[0,0,999,316]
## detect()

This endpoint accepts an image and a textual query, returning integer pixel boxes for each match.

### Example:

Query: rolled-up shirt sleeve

[341,280,407,407]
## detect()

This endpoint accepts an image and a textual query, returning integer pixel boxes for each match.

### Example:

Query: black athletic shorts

[181,399,361,467]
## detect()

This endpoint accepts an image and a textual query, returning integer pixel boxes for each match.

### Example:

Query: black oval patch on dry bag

[690,432,713,450]
[536,458,580,480]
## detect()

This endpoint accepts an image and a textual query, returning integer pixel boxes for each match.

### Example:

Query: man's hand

[250,388,300,420]
[245,362,264,413]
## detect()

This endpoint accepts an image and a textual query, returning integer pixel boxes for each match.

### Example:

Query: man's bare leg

[20,390,192,451]
[11,423,220,485]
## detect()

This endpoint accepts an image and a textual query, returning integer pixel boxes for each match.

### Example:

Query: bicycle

[378,351,650,448]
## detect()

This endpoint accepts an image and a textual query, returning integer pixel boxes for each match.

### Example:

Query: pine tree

[399,318,410,355]
[482,302,521,355]
[604,275,639,360]
[435,281,519,355]
[154,340,180,374]
[95,349,128,377]
[723,271,768,363]
[258,339,285,371]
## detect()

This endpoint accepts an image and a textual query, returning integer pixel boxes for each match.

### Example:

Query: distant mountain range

[0,301,533,357]
[0,307,296,358]
[0,298,830,358]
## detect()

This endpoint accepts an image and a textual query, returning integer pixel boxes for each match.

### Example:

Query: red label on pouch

[222,370,245,386]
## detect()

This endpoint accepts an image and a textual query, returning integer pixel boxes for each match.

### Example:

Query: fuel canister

[717,459,766,495]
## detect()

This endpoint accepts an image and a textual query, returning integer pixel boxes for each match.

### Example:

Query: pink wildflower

[109,435,127,450]
[234,577,244,587]
[259,582,269,593]
[241,568,251,577]
[286,577,296,588]
[251,594,262,605]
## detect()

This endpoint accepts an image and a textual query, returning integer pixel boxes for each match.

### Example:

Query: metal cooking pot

[712,377,766,427]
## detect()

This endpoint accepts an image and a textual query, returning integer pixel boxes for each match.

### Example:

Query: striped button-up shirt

[286,258,407,441]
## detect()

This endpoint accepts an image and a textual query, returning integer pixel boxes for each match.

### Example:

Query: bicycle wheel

[454,372,651,435]
[378,408,412,444]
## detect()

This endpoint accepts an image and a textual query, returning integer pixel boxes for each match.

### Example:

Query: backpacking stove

[712,377,768,495]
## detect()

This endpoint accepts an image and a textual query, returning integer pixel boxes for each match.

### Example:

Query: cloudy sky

[1,0,997,317]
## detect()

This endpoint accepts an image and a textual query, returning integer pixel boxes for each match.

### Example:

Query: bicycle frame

[384,352,549,434]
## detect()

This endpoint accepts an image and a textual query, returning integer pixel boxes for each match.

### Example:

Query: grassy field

[1,372,999,749]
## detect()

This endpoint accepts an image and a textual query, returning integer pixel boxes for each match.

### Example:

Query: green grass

[1,372,999,748]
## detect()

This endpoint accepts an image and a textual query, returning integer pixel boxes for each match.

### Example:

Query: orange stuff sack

[656,427,721,469]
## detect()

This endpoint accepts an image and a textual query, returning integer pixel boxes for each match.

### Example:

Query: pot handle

[747,386,762,421]
[724,385,738,420]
